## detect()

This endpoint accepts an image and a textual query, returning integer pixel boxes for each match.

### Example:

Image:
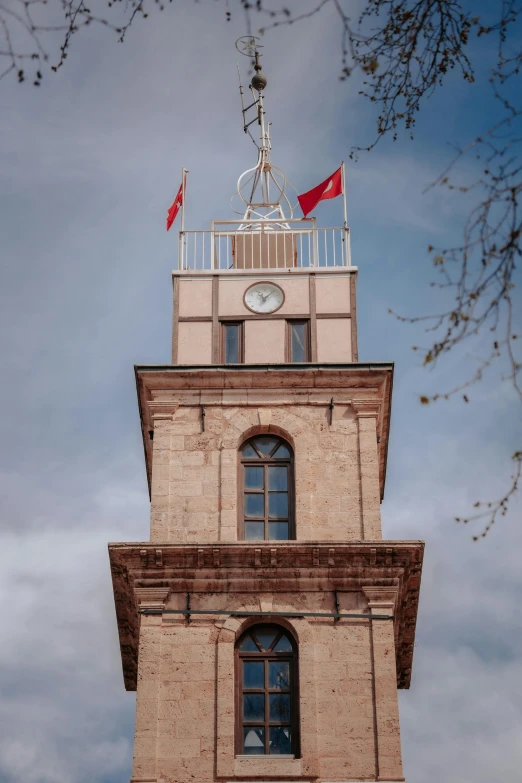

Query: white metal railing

[177,219,351,270]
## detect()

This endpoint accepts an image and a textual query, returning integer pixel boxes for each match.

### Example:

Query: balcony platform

[176,219,352,271]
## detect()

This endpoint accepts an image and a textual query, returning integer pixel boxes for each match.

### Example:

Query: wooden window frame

[235,625,300,757]
[221,321,245,364]
[286,319,311,363]
[238,437,295,541]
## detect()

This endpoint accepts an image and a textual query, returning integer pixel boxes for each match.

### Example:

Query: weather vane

[233,36,297,224]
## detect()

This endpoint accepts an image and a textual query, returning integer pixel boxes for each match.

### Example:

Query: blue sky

[1,2,521,782]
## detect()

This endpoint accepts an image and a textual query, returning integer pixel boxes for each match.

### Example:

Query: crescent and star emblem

[235,36,264,57]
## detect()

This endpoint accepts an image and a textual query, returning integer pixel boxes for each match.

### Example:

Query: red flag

[166,181,183,231]
[298,166,343,217]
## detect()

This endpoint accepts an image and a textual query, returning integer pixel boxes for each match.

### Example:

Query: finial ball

[251,72,267,91]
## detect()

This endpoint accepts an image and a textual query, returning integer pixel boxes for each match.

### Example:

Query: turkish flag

[166,181,183,231]
[298,166,343,217]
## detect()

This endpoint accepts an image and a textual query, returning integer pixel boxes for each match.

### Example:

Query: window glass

[245,521,264,540]
[239,633,259,652]
[273,635,293,653]
[268,466,287,490]
[224,323,241,363]
[269,521,289,540]
[253,627,278,651]
[269,694,290,721]
[244,694,265,721]
[268,493,288,518]
[237,626,297,757]
[290,322,307,362]
[243,727,265,754]
[269,726,292,754]
[253,436,279,456]
[245,466,264,489]
[240,436,293,541]
[245,493,264,517]
[269,661,290,690]
[243,661,264,688]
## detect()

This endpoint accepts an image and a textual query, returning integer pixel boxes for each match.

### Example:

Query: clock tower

[109,40,423,783]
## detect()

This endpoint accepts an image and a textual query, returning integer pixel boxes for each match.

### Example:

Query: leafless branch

[455,451,521,539]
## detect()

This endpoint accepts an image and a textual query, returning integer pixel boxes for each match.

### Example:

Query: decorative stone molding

[233,757,304,778]
[149,403,179,417]
[259,596,273,613]
[363,585,399,614]
[257,407,272,426]
[222,616,242,634]
[109,541,423,691]
[134,587,170,611]
[351,399,381,418]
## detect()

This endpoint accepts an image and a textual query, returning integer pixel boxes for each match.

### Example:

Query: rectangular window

[287,320,310,363]
[222,322,243,364]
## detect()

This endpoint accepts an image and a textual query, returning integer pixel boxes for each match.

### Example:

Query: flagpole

[341,160,348,229]
[181,167,188,233]
[341,160,350,266]
[178,167,187,270]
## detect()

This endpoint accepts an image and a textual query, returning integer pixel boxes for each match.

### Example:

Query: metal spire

[234,37,297,226]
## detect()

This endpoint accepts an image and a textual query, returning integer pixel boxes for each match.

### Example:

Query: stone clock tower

[109,45,423,783]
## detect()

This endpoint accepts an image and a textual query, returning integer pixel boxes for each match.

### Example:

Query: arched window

[236,624,299,756]
[239,436,294,541]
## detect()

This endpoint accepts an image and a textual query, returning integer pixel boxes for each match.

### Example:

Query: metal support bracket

[334,590,341,622]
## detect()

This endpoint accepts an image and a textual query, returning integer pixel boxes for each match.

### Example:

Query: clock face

[244,282,285,314]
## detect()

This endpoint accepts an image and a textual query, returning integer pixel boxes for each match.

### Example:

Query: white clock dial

[244,282,284,314]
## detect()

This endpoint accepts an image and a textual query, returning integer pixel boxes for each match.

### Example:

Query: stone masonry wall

[131,590,404,783]
[149,402,382,543]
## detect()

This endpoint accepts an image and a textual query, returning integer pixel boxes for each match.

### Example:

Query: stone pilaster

[353,400,382,540]
[131,588,169,783]
[149,413,174,542]
[215,618,238,779]
[363,586,404,782]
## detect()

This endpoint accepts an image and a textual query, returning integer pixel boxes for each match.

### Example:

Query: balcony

[176,219,351,271]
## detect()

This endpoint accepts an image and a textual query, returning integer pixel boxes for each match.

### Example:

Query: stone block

[156,737,200,758]
[179,451,205,466]
[151,480,169,497]
[174,481,202,497]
